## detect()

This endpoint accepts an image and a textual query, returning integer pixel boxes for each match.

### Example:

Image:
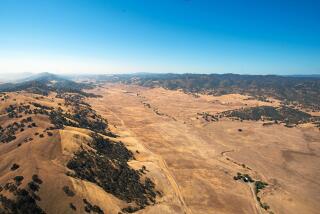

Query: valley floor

[89,83,320,214]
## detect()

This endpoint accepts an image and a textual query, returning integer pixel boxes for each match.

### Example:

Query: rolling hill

[0,74,187,213]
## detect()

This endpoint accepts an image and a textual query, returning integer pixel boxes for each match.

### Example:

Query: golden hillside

[0,90,187,214]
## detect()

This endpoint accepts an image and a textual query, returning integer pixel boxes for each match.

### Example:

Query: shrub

[62,186,75,197]
[255,181,268,193]
[28,181,40,192]
[69,203,76,211]
[13,176,24,184]
[10,163,20,171]
[32,175,43,184]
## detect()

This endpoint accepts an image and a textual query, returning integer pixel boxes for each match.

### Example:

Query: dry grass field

[0,83,319,214]
[0,91,187,214]
[88,83,320,214]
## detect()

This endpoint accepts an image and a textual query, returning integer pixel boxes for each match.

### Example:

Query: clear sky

[0,0,319,75]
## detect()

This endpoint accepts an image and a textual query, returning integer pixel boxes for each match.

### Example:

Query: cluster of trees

[66,133,158,212]
[89,133,133,162]
[72,108,107,135]
[217,105,319,126]
[197,112,219,122]
[0,125,17,143]
[52,93,115,137]
[255,181,268,194]
[31,102,53,111]
[83,199,104,214]
[122,206,141,213]
[48,95,114,137]
[10,163,20,171]
[62,186,75,197]
[0,174,45,214]
[6,104,32,118]
[0,93,9,101]
[49,109,77,129]
[234,172,271,211]
[5,103,53,119]
[1,89,115,139]
[0,99,69,144]
[116,73,320,111]
[0,111,38,143]
[2,93,114,144]
[1,75,111,138]
[233,172,254,183]
[57,93,91,107]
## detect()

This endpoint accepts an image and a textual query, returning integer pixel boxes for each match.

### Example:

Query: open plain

[88,83,320,214]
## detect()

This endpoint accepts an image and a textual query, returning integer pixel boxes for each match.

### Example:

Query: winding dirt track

[221,150,261,214]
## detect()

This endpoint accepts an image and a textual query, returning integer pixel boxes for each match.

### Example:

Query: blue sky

[0,0,319,74]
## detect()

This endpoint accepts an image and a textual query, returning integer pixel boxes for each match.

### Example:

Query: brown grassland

[0,91,186,213]
[0,82,319,214]
[87,83,320,214]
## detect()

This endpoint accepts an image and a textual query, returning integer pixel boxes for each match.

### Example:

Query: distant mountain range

[1,72,320,110]
[285,74,320,78]
[1,72,319,83]
[99,73,320,111]
[0,72,91,96]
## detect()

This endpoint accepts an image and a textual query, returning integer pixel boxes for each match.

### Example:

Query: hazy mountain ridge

[100,73,320,111]
[0,73,94,96]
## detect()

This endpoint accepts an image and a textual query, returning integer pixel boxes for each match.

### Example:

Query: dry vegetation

[1,73,319,214]
[88,83,320,214]
[0,81,186,213]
